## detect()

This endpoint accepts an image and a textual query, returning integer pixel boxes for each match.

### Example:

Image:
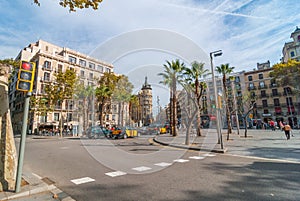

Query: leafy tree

[95,72,120,126]
[45,69,77,136]
[239,92,257,138]
[270,59,300,94]
[216,63,235,140]
[112,75,134,127]
[158,59,185,136]
[33,0,103,12]
[183,61,209,136]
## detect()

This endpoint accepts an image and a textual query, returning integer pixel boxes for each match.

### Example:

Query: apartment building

[9,40,113,135]
[244,61,298,127]
[282,26,300,62]
[138,77,153,126]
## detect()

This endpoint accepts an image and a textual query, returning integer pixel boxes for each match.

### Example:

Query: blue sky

[1,0,300,107]
[1,0,299,69]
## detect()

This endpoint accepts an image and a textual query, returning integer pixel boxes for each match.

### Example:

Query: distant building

[138,77,153,126]
[9,40,113,135]
[282,26,300,62]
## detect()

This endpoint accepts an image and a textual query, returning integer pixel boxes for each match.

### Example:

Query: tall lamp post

[210,50,224,150]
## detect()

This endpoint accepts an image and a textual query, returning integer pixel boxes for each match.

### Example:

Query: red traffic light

[21,61,33,71]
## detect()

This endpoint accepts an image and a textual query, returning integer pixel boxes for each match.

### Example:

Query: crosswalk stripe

[105,171,127,177]
[189,156,205,160]
[71,177,95,185]
[154,162,172,167]
[132,166,152,172]
[173,159,189,163]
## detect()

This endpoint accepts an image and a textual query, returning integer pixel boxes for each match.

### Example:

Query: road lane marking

[174,159,189,163]
[202,153,216,157]
[189,156,205,160]
[105,171,127,177]
[70,177,95,185]
[132,166,152,172]
[154,162,172,167]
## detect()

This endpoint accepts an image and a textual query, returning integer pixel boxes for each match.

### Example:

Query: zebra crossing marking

[189,156,205,160]
[154,162,172,167]
[132,166,152,172]
[70,177,95,185]
[105,171,127,177]
[173,159,189,163]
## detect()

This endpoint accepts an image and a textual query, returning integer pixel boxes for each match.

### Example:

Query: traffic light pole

[15,92,31,193]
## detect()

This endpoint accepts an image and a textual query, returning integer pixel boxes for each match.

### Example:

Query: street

[21,134,300,201]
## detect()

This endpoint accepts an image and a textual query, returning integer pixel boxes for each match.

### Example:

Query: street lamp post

[210,50,224,150]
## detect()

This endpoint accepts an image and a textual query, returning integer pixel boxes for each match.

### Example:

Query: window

[40,84,45,94]
[54,113,60,121]
[235,76,240,83]
[97,65,103,72]
[274,98,280,106]
[105,68,111,73]
[258,73,263,79]
[248,75,252,81]
[57,64,63,72]
[44,61,51,69]
[45,46,49,51]
[69,56,77,64]
[283,87,292,95]
[89,72,93,80]
[261,90,266,97]
[88,62,95,69]
[44,72,50,81]
[263,109,269,114]
[290,51,295,57]
[286,97,293,106]
[262,100,268,107]
[79,59,86,67]
[272,89,278,96]
[80,70,85,78]
[249,83,254,89]
[259,81,265,88]
[270,79,277,87]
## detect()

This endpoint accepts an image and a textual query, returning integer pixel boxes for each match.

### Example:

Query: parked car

[85,126,109,139]
[111,127,139,139]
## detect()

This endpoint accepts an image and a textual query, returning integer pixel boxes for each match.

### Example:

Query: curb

[153,137,227,153]
[0,172,76,201]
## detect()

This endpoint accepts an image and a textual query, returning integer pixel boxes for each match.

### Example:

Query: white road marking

[189,156,205,160]
[132,166,152,172]
[202,153,216,157]
[154,162,172,167]
[105,171,127,177]
[70,177,95,185]
[174,159,189,163]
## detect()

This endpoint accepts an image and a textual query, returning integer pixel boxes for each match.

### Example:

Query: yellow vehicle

[111,127,139,139]
[159,127,167,134]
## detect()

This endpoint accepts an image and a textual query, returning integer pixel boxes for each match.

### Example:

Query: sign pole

[15,92,31,193]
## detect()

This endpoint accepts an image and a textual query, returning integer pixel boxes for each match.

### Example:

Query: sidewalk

[154,128,300,163]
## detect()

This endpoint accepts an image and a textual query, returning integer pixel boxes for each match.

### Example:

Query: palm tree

[183,61,209,136]
[158,59,185,136]
[216,63,235,140]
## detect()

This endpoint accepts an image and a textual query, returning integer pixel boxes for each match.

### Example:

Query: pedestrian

[269,120,275,131]
[283,124,291,140]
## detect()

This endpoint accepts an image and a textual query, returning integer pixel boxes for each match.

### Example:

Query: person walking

[283,123,291,140]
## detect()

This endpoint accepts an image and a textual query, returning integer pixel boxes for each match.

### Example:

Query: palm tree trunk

[172,82,177,136]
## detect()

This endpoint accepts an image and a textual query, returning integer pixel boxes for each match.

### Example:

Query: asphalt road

[21,135,300,201]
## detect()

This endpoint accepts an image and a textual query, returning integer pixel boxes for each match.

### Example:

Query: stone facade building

[9,40,113,135]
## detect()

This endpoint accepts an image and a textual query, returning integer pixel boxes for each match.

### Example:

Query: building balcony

[269,83,279,88]
[259,94,269,99]
[42,66,52,71]
[258,85,268,90]
[271,92,282,97]
[248,86,257,91]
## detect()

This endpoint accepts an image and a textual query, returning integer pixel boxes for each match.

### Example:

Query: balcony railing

[248,86,257,91]
[258,85,268,89]
[271,92,281,97]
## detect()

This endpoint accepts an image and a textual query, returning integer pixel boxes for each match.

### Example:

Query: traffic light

[16,61,36,92]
